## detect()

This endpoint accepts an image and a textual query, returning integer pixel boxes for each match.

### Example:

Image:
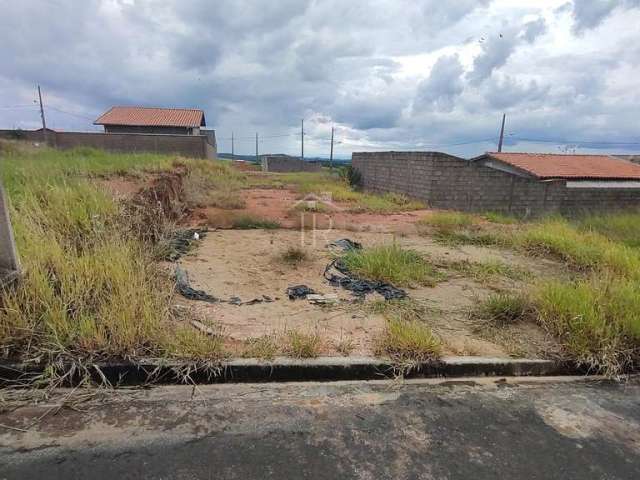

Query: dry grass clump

[242,335,279,360]
[369,299,442,362]
[282,330,322,358]
[279,246,310,265]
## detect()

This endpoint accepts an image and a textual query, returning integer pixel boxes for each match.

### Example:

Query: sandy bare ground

[177,229,561,358]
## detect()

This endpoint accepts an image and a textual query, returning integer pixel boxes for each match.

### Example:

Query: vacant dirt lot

[177,227,561,358]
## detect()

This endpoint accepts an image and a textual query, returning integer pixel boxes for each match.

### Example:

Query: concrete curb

[0,356,582,386]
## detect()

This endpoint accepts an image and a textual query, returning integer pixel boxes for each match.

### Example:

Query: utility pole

[497,113,506,153]
[231,132,235,160]
[301,119,304,161]
[329,126,335,172]
[37,84,47,142]
[255,132,259,164]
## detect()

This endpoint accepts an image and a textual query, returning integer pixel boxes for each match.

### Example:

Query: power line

[46,106,96,121]
[511,136,640,146]
[0,105,38,110]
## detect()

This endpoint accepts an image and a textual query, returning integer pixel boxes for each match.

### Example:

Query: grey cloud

[571,0,640,34]
[484,76,549,110]
[414,54,465,113]
[0,0,639,158]
[467,18,546,85]
[522,18,547,43]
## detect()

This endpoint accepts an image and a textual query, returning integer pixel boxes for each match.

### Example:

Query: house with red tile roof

[352,151,640,216]
[473,152,640,183]
[94,106,206,136]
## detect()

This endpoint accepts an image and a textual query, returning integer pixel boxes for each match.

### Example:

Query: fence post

[0,178,20,285]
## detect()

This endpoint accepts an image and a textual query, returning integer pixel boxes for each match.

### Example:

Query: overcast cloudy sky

[1,0,639,157]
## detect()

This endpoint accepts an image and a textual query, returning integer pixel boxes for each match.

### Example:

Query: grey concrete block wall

[262,156,322,173]
[0,129,216,159]
[352,151,640,216]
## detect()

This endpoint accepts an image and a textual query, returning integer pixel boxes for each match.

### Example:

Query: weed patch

[242,335,279,360]
[282,330,322,358]
[341,245,440,287]
[535,276,640,374]
[231,215,281,230]
[474,293,532,326]
[279,246,309,265]
[448,259,529,282]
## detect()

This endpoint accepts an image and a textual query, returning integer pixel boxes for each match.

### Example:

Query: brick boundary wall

[262,156,322,173]
[352,151,640,216]
[0,130,216,159]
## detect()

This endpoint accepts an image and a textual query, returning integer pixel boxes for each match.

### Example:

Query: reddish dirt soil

[192,188,431,233]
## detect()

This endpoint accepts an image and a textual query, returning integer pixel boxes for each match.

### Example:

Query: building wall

[352,151,640,216]
[262,155,322,173]
[0,129,216,159]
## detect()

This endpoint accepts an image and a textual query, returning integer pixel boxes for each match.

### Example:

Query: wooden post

[0,177,20,285]
[301,119,304,161]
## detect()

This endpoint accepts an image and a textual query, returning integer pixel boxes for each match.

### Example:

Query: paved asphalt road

[1,376,639,479]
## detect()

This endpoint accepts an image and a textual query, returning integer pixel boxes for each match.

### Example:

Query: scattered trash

[190,319,216,336]
[164,228,208,262]
[286,285,317,300]
[324,259,407,301]
[176,266,275,305]
[307,293,339,305]
[327,238,362,253]
[175,266,219,303]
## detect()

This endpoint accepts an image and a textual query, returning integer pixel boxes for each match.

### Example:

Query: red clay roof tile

[94,106,205,128]
[485,152,640,180]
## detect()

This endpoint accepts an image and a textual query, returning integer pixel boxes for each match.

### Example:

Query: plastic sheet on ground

[323,259,407,301]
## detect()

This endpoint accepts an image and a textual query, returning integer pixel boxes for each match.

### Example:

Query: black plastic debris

[175,266,219,303]
[286,285,317,300]
[327,238,362,253]
[175,267,275,305]
[323,259,407,301]
[165,228,208,262]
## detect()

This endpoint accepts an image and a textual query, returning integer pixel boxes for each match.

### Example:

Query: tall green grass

[536,276,640,373]
[517,218,640,279]
[577,211,640,248]
[0,144,227,364]
[341,244,440,287]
